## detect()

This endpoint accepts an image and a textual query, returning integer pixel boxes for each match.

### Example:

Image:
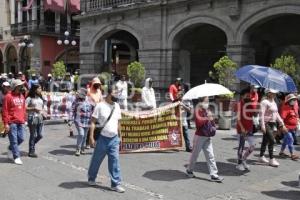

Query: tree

[209,56,237,89]
[52,61,66,79]
[271,54,300,88]
[127,61,145,88]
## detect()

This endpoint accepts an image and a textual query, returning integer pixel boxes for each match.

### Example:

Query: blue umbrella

[235,65,297,93]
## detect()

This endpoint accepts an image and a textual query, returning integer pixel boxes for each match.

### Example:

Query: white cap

[2,81,10,87]
[48,73,52,77]
[252,84,260,89]
[265,88,279,94]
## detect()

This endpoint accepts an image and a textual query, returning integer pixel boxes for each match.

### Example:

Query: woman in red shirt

[186,96,224,182]
[236,89,256,171]
[279,94,299,160]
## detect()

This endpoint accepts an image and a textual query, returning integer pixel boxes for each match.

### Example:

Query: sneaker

[291,154,299,161]
[186,148,192,152]
[75,150,80,156]
[242,161,250,170]
[210,175,224,182]
[111,185,125,193]
[80,149,86,155]
[269,158,280,167]
[28,152,38,158]
[88,180,97,186]
[259,156,269,164]
[85,145,91,149]
[279,152,290,158]
[186,169,195,178]
[7,149,13,160]
[236,164,245,171]
[14,158,23,165]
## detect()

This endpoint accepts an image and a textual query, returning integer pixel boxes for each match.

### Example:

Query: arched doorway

[56,48,80,74]
[20,47,31,74]
[5,45,18,74]
[0,50,3,73]
[173,24,227,87]
[95,30,139,76]
[245,15,300,66]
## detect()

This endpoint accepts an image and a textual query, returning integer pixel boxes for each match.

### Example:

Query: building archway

[56,47,80,74]
[94,29,139,75]
[244,14,300,66]
[172,24,227,87]
[5,45,18,74]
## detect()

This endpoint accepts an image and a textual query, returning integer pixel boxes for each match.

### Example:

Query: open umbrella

[183,83,232,100]
[235,65,297,93]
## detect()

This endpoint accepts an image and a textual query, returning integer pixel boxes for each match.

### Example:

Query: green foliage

[99,72,111,85]
[219,92,235,99]
[26,68,36,76]
[52,61,66,79]
[209,56,237,88]
[271,54,300,88]
[127,61,145,88]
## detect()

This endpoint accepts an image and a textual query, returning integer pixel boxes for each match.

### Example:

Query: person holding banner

[26,84,46,158]
[141,78,156,110]
[169,78,182,102]
[116,75,128,111]
[186,96,224,182]
[72,88,93,156]
[87,85,125,193]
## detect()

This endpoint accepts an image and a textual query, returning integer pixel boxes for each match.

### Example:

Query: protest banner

[42,92,75,120]
[120,102,184,153]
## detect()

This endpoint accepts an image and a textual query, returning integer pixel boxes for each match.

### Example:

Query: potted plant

[209,56,237,130]
[127,61,145,102]
[52,61,66,79]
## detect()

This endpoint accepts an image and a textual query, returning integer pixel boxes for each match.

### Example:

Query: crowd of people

[0,71,299,192]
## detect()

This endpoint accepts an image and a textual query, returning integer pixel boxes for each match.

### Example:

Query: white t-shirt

[116,81,128,99]
[92,101,122,138]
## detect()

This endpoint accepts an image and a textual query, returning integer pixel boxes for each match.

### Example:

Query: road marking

[42,155,164,199]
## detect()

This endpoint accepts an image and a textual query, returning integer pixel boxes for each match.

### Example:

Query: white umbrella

[182,83,232,100]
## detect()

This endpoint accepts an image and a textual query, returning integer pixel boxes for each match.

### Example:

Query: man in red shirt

[236,88,256,171]
[169,78,182,102]
[2,79,26,165]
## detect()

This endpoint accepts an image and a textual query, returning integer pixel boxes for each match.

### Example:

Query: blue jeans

[8,123,25,159]
[281,130,294,154]
[88,135,121,187]
[182,125,191,150]
[28,122,43,153]
[75,124,89,150]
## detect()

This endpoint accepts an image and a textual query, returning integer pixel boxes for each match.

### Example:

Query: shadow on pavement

[281,181,300,188]
[60,145,77,149]
[226,158,257,165]
[1,151,28,157]
[261,190,300,200]
[49,149,75,156]
[193,161,249,176]
[221,137,237,141]
[0,157,10,163]
[143,170,189,181]
[58,181,111,191]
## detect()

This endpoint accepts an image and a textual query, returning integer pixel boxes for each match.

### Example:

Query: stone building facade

[76,0,300,94]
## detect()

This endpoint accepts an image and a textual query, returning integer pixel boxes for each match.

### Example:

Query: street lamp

[57,31,77,70]
[18,35,34,73]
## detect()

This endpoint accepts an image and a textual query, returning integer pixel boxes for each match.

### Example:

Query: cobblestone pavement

[0,123,299,200]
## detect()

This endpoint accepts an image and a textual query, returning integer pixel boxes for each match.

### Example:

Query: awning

[44,0,80,14]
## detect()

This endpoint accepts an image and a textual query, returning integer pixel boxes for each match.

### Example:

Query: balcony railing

[81,0,157,12]
[11,20,80,37]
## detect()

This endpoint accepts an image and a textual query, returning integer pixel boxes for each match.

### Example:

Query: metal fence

[82,0,155,12]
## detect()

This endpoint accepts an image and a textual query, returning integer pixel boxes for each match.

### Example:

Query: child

[279,94,299,160]
[236,89,256,171]
[72,88,93,156]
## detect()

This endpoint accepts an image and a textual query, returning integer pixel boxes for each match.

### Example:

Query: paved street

[0,123,299,200]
